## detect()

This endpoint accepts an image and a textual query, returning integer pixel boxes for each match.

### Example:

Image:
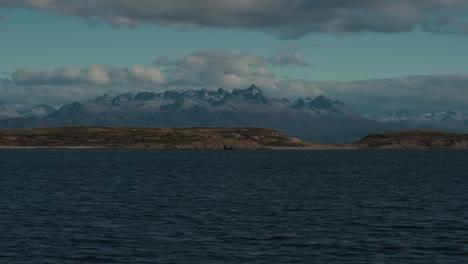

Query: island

[355,129,468,149]
[1,126,468,150]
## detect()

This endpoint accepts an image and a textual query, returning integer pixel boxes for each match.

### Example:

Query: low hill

[0,126,306,150]
[1,127,468,150]
[356,129,468,149]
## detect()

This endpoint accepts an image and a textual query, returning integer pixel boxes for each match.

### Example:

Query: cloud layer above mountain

[9,50,306,93]
[2,49,468,115]
[289,74,468,114]
[12,65,166,86]
[1,0,468,38]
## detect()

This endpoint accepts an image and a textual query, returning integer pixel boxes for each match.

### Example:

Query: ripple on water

[0,149,467,263]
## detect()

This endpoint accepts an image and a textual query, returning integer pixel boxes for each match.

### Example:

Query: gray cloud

[12,65,166,85]
[1,0,468,38]
[270,53,308,66]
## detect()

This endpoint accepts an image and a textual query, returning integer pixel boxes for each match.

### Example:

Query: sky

[1,1,468,115]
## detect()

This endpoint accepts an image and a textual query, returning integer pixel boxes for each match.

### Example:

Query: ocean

[0,150,467,263]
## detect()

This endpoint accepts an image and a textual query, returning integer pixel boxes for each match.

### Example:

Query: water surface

[0,150,467,263]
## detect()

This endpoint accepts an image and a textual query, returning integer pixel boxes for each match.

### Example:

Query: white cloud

[165,50,269,88]
[118,65,166,84]
[12,65,166,85]
[3,50,468,115]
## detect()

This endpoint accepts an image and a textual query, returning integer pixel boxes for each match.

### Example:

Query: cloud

[164,50,272,88]
[12,65,166,85]
[270,53,308,66]
[1,1,468,38]
[122,65,166,84]
[2,49,306,106]
[3,50,468,115]
[255,68,275,77]
[279,74,468,115]
[0,78,129,108]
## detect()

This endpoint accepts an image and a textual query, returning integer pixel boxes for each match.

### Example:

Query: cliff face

[356,129,468,149]
[0,126,306,150]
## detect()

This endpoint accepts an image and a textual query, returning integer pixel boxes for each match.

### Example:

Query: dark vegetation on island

[356,129,468,149]
[1,126,468,150]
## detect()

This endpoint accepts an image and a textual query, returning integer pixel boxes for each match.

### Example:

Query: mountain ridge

[0,86,392,142]
[0,103,23,120]
[0,103,56,119]
[373,110,468,133]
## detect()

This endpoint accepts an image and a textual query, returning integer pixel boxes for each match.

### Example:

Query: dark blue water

[0,150,467,263]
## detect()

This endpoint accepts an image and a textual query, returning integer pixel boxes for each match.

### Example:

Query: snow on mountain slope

[374,110,468,132]
[0,86,391,142]
[0,103,23,120]
[20,104,57,118]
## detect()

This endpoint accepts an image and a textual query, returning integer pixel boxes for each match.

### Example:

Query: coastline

[0,145,355,150]
[269,145,359,150]
[0,146,106,150]
[2,127,468,150]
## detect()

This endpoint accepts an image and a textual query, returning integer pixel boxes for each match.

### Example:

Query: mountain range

[373,110,468,132]
[1,85,467,142]
[0,104,56,119]
[0,104,23,120]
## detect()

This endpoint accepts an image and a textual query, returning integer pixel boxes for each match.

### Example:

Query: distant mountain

[0,103,22,120]
[374,110,468,132]
[1,104,57,120]
[375,110,465,122]
[19,104,57,118]
[0,85,392,142]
